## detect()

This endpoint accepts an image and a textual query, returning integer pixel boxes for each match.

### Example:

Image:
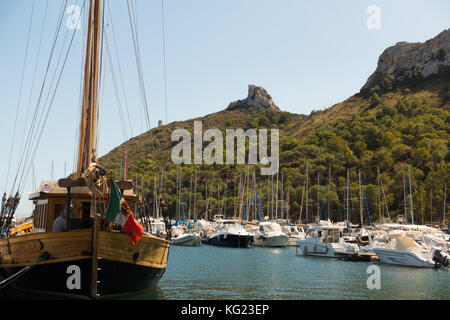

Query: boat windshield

[322,229,341,243]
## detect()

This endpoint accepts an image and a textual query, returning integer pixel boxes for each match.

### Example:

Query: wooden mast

[77,0,103,177]
[74,0,103,299]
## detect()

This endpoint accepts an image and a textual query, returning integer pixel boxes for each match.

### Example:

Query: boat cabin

[306,226,344,244]
[29,180,139,233]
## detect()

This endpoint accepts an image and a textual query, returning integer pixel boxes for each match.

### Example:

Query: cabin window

[33,200,48,233]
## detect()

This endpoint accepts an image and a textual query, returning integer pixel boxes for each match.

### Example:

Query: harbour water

[129,245,450,300]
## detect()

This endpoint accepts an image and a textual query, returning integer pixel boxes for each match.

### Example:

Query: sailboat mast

[443,183,447,226]
[346,169,349,222]
[359,170,364,227]
[305,161,309,222]
[403,172,407,222]
[377,167,381,223]
[317,172,320,224]
[408,165,414,224]
[77,0,103,177]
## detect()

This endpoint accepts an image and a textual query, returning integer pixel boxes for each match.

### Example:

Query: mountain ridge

[98,29,450,223]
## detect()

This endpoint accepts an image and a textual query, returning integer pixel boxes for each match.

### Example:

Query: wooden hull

[0,230,170,299]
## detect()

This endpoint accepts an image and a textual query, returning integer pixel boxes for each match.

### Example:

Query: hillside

[100,29,450,225]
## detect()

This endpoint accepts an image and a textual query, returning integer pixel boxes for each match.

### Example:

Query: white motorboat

[283,225,306,247]
[253,222,289,247]
[372,236,449,268]
[297,225,359,258]
[207,220,253,248]
[147,219,168,239]
[170,226,202,246]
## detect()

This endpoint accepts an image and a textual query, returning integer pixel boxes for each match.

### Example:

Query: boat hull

[287,237,301,247]
[372,248,435,268]
[297,241,358,258]
[207,233,253,248]
[0,230,170,299]
[1,258,165,299]
[171,234,201,246]
[253,235,288,247]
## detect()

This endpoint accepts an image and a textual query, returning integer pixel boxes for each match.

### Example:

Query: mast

[305,161,309,222]
[443,183,447,227]
[193,169,197,220]
[275,169,279,221]
[408,165,414,224]
[377,167,381,224]
[328,164,331,221]
[403,172,407,223]
[346,169,349,222]
[359,170,364,227]
[317,172,320,224]
[299,179,305,223]
[77,0,103,177]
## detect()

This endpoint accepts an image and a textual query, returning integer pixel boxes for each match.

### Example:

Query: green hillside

[100,64,450,226]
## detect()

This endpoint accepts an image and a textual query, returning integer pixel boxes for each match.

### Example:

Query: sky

[0,0,449,218]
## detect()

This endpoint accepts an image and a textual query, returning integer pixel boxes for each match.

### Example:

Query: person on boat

[52,209,67,232]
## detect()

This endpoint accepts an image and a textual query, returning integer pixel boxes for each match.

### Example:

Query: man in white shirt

[52,209,67,232]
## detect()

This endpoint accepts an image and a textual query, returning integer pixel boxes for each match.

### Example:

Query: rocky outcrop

[362,28,450,91]
[227,85,280,111]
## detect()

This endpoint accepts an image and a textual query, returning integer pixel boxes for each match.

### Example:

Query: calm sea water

[129,245,450,300]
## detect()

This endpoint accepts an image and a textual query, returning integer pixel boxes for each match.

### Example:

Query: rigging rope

[126,0,151,132]
[4,0,36,194]
[10,0,70,195]
[19,0,85,196]
[161,0,168,125]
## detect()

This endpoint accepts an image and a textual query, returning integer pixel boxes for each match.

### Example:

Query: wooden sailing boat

[0,0,170,299]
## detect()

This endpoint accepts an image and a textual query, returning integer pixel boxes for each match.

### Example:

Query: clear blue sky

[0,0,449,218]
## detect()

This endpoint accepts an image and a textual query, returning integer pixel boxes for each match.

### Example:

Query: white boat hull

[373,248,435,268]
[171,233,202,246]
[253,235,289,247]
[297,240,358,258]
[287,237,300,247]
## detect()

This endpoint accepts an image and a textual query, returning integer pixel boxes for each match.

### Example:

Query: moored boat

[297,225,359,258]
[0,0,171,299]
[206,220,253,248]
[372,236,449,268]
[253,222,289,247]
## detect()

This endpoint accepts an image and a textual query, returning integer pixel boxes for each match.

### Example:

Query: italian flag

[105,179,145,245]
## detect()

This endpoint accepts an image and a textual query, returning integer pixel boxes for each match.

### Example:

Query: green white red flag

[105,179,145,244]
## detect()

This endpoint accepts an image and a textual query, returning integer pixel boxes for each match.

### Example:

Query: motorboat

[147,219,168,239]
[253,222,289,247]
[282,225,306,247]
[206,220,253,248]
[170,226,201,246]
[372,236,449,268]
[297,225,359,258]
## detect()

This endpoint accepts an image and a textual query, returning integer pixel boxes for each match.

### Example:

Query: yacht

[297,225,359,258]
[206,220,253,248]
[253,222,289,247]
[372,236,449,268]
